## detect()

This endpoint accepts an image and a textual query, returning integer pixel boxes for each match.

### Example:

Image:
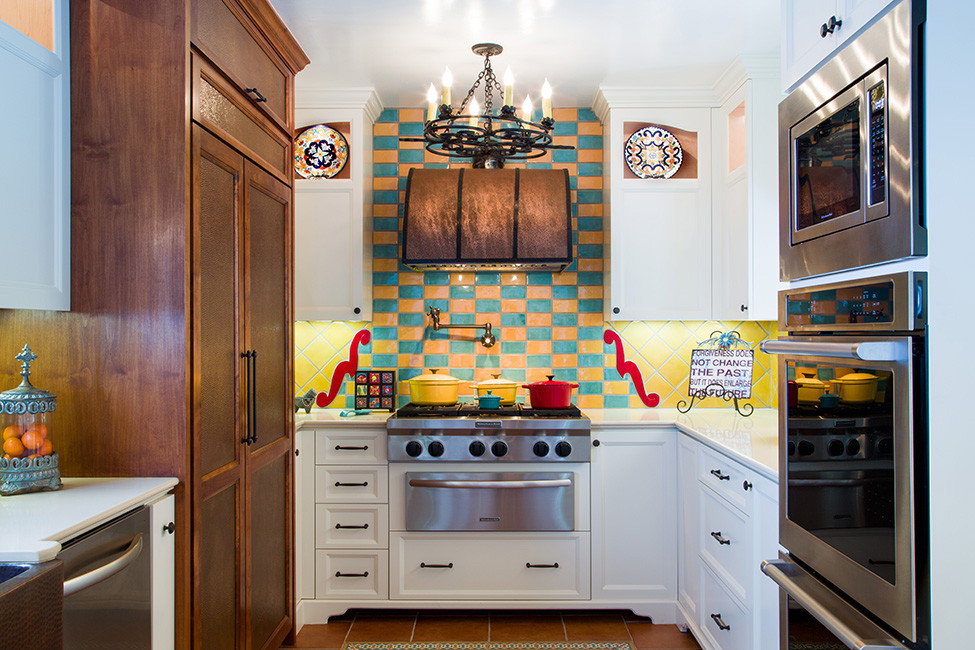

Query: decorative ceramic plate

[294,124,349,178]
[624,126,683,179]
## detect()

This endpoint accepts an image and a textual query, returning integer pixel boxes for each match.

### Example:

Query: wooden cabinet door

[192,124,247,649]
[242,160,293,649]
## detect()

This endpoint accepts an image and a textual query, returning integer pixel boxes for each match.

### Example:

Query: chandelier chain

[460,53,505,115]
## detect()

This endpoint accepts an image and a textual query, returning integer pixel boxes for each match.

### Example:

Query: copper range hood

[402,168,573,271]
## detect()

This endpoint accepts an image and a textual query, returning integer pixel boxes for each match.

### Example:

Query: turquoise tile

[579,381,603,395]
[552,368,578,381]
[578,272,602,285]
[424,299,448,312]
[424,272,450,285]
[373,190,399,204]
[578,244,603,258]
[399,149,424,163]
[374,217,399,231]
[372,326,397,340]
[569,176,577,190]
[604,395,630,408]
[450,313,476,325]
[399,285,423,299]
[552,313,578,327]
[378,109,399,123]
[527,299,552,312]
[398,340,423,354]
[424,162,450,169]
[450,340,475,353]
[424,354,449,367]
[374,163,399,177]
[475,355,501,368]
[501,313,526,327]
[578,136,603,150]
[579,326,604,340]
[579,299,603,312]
[604,367,623,380]
[504,369,527,382]
[396,395,410,408]
[372,354,397,367]
[578,217,601,231]
[576,190,601,204]
[578,108,598,122]
[449,285,475,299]
[553,121,577,136]
[553,341,578,354]
[526,162,553,170]
[399,122,424,136]
[373,272,398,286]
[374,244,398,259]
[399,368,422,380]
[452,368,476,380]
[475,299,501,312]
[578,354,604,367]
[528,327,552,341]
[374,136,399,150]
[501,341,526,354]
[553,285,578,300]
[578,162,603,176]
[374,299,398,313]
[501,285,526,299]
[398,177,409,190]
[476,272,501,285]
[427,329,449,340]
[527,354,552,368]
[399,313,425,326]
[553,149,577,163]
[527,273,552,285]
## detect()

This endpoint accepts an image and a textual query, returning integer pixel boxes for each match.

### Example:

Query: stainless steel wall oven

[762,271,929,649]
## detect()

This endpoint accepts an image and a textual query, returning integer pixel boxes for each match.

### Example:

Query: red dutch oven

[523,375,579,409]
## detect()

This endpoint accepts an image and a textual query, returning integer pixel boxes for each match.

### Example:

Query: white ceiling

[269,0,782,109]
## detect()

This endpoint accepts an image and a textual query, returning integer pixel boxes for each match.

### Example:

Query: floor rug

[342,641,633,650]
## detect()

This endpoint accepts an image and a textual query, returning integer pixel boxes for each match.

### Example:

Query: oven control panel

[387,434,590,462]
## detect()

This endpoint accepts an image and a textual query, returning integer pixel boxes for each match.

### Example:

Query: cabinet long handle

[335,445,369,451]
[334,571,368,578]
[334,481,369,487]
[249,350,258,444]
[335,523,369,529]
[240,351,253,445]
[710,469,730,481]
[420,562,454,568]
[246,87,268,103]
[710,531,731,546]
[526,562,559,569]
[710,613,731,631]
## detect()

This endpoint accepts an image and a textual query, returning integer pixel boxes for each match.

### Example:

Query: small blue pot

[818,393,840,409]
[477,391,502,409]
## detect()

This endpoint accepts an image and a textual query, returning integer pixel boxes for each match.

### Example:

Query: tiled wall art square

[293,108,778,410]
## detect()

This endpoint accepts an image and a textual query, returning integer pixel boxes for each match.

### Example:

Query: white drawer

[315,430,387,465]
[316,503,389,549]
[700,484,752,604]
[698,445,754,515]
[389,532,589,600]
[315,550,389,600]
[315,466,388,503]
[700,563,751,650]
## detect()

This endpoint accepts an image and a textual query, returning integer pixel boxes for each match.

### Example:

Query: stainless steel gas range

[386,403,591,533]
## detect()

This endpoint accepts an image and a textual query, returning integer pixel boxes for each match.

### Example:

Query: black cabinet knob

[163,522,176,535]
[820,15,842,38]
[613,307,620,314]
[353,307,361,314]
[740,304,748,312]
[592,439,600,447]
[428,440,445,457]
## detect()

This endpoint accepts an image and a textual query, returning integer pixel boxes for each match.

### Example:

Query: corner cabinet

[0,0,70,310]
[781,0,898,92]
[294,97,382,321]
[596,57,780,322]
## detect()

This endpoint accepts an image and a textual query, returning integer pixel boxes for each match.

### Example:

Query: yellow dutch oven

[408,369,462,406]
[796,371,828,404]
[474,373,519,405]
[831,372,880,404]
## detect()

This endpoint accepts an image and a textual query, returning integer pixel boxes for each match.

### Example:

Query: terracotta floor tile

[563,614,632,642]
[489,614,567,642]
[626,622,701,649]
[280,621,350,648]
[345,615,417,642]
[412,614,490,642]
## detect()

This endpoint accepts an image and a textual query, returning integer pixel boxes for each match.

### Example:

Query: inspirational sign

[688,348,754,399]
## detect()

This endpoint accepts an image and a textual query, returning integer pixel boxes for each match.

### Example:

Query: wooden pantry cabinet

[0,2,309,648]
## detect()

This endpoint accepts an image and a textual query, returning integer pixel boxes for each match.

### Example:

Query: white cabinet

[676,435,778,650]
[782,0,898,92]
[149,493,176,649]
[0,1,70,310]
[294,94,381,321]
[590,427,677,613]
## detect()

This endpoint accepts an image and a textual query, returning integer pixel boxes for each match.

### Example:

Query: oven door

[763,335,921,643]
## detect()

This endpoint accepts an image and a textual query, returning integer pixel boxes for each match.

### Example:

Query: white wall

[926,2,975,647]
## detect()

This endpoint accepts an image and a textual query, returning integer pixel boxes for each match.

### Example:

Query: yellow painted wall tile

[501,272,526,285]
[374,286,397,300]
[577,204,602,217]
[579,232,602,245]
[372,340,397,354]
[424,285,450,300]
[579,285,603,299]
[400,139,423,150]
[294,354,319,388]
[374,258,399,272]
[553,272,577,286]
[501,354,526,368]
[449,298,474,312]
[580,340,603,355]
[579,367,603,381]
[553,135,576,148]
[374,204,398,218]
[526,340,552,355]
[527,313,552,327]
[578,394,603,409]
[475,285,501,299]
[552,299,578,313]
[579,314,605,328]
[397,326,424,340]
[399,272,424,285]
[373,312,397,326]
[400,108,425,122]
[578,121,603,136]
[502,327,526,341]
[373,150,398,164]
[294,321,318,351]
[554,163,578,176]
[526,286,552,300]
[450,354,475,368]
[577,149,602,163]
[398,299,425,313]
[373,177,397,191]
[423,340,449,355]
[450,273,474,285]
[501,299,527,313]
[605,381,630,395]
[553,107,577,121]
[578,259,603,272]
[373,231,398,245]
[373,122,398,136]
[577,176,602,190]
[552,327,578,341]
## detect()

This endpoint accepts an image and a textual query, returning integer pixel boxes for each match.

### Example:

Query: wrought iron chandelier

[399,43,574,169]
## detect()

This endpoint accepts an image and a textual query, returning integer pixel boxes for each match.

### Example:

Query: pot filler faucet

[427,307,496,348]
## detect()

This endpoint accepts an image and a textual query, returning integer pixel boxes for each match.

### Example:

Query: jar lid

[410,369,460,385]
[475,373,517,388]
[0,345,56,415]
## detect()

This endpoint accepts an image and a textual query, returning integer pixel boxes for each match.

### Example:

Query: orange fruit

[3,437,25,458]
[2,454,12,460]
[38,439,53,456]
[30,423,48,439]
[2,425,22,440]
[21,429,44,451]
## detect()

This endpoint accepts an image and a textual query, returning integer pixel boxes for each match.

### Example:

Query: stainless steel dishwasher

[60,505,152,649]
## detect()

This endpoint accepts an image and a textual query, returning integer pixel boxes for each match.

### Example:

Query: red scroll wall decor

[316,329,372,408]
[603,329,661,408]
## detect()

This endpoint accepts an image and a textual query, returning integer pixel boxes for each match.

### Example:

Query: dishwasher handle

[63,533,143,597]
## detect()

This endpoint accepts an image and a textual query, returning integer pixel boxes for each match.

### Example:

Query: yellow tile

[553,272,577,286]
[659,355,691,390]
[450,273,474,285]
[422,340,449,354]
[450,354,475,368]
[579,313,605,328]
[398,299,425,313]
[373,149,398,164]
[449,298,474,312]
[579,285,602,300]
[501,299,527,313]
[578,149,602,163]
[373,203,398,218]
[578,394,603,410]
[553,135,576,148]
[619,321,654,351]
[579,367,603,381]
[577,176,602,190]
[373,285,396,300]
[374,258,399,272]
[293,321,318,352]
[373,231,398,245]
[500,354,526,368]
[552,299,577,313]
[303,335,337,365]
[397,326,424,340]
[553,107,576,122]
[501,273,526,285]
[293,354,319,389]
[305,372,334,398]
[400,272,424,285]
[554,163,578,177]
[400,108,425,122]
[502,327,526,341]
[526,340,552,355]
[373,312,397,327]
[579,231,602,245]
[552,327,578,341]
[578,259,603,272]
[527,313,552,327]
[637,341,673,371]
[374,122,398,136]
[400,139,423,150]
[475,285,500,299]
[605,380,630,395]
[658,321,695,351]
[580,340,603,355]
[526,286,552,300]
[424,285,450,300]
[372,340,397,354]
[373,177,397,191]
[578,121,602,136]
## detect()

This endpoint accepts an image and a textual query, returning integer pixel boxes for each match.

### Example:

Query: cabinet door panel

[782,0,839,91]
[200,481,242,650]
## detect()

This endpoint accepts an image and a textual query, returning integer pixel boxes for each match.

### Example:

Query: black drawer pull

[246,87,268,103]
[710,531,731,546]
[710,613,731,631]
[420,562,454,568]
[334,481,369,487]
[335,523,369,530]
[526,562,560,569]
[335,445,369,451]
[710,469,730,481]
[335,571,369,578]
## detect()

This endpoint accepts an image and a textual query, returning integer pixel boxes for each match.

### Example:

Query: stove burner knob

[405,441,423,457]
[555,441,572,458]
[428,440,445,457]
[787,441,796,457]
[491,441,508,457]
[797,440,815,457]
[827,439,844,457]
[846,439,861,456]
[533,441,550,457]
[469,440,486,457]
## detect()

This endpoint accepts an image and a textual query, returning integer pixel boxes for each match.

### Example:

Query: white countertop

[0,477,178,562]
[297,406,780,481]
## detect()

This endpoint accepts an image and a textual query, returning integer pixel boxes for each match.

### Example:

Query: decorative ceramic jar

[0,345,61,495]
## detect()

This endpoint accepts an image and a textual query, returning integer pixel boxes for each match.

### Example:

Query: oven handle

[789,477,892,488]
[761,339,906,362]
[408,478,572,489]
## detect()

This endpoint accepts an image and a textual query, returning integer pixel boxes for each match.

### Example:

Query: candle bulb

[426,83,437,121]
[521,95,533,122]
[469,96,480,128]
[503,66,514,108]
[441,67,453,107]
[541,79,552,119]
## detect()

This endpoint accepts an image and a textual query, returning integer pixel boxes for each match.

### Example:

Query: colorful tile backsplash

[293,108,778,410]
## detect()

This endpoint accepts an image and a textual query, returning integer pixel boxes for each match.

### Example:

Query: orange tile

[423,340,449,355]
[374,203,398,218]
[553,135,576,148]
[397,326,424,340]
[527,313,552,327]
[553,272,577,286]
[527,341,552,354]
[501,272,526,285]
[399,272,424,285]
[373,177,397,191]
[450,273,474,285]
[400,139,423,150]
[373,149,398,164]
[578,259,603,272]
[424,285,450,300]
[398,299,425,313]
[552,354,577,368]
[580,339,603,354]
[578,121,603,136]
[374,258,399,272]
[553,163,578,176]
[579,367,603,381]
[553,107,576,122]
[578,176,602,190]
[474,285,501,299]
[500,354,526,368]
[501,299,527,313]
[502,327,526,341]
[399,108,425,122]
[578,149,602,163]
[373,122,398,136]
[577,203,602,217]
[579,231,603,245]
[526,286,552,300]
[578,394,603,409]
[450,299,475,312]
[579,313,605,327]
[579,285,603,299]
[373,231,398,245]
[450,354,475,368]
[552,299,578,313]
[373,312,397,327]
[552,327,578,341]
[424,149,445,163]
[374,286,397,300]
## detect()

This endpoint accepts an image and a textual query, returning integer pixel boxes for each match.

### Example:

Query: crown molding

[296,88,384,123]
[713,55,780,104]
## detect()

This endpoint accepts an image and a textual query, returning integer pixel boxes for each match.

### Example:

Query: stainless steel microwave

[779,0,925,280]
